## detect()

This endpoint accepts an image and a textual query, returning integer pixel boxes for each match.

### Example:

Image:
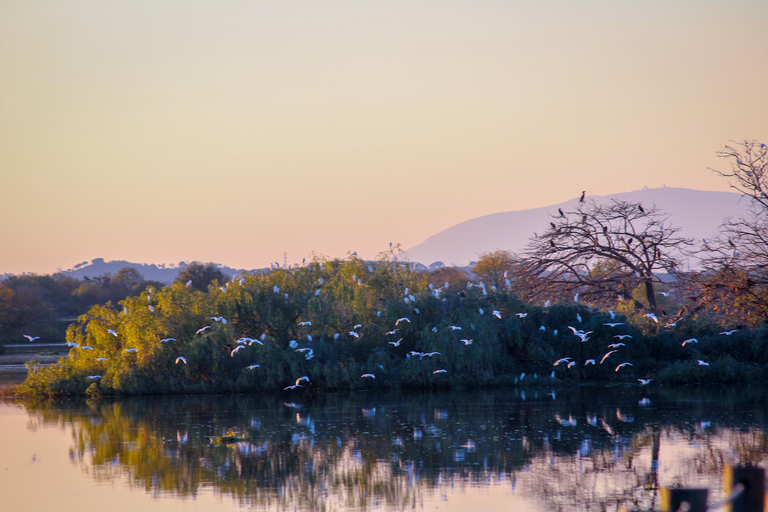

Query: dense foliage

[0,268,165,348]
[14,250,768,398]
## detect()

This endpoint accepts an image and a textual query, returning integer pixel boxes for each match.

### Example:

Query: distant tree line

[0,263,228,349]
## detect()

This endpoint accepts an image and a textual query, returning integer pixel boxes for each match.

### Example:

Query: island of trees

[4,140,767,397]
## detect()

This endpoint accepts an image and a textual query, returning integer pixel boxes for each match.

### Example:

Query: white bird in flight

[638,379,651,385]
[449,325,462,330]
[492,311,501,319]
[682,338,698,346]
[176,357,187,364]
[644,313,658,323]
[697,360,709,366]
[433,369,447,374]
[600,350,617,364]
[231,346,244,356]
[298,321,312,326]
[607,343,625,349]
[615,362,633,372]
[604,323,624,327]
[246,364,260,370]
[553,357,573,366]
[361,374,375,378]
[196,326,211,335]
[160,338,176,343]
[23,335,40,342]
[108,329,118,336]
[614,334,632,340]
[719,330,738,335]
[388,338,402,346]
[124,348,139,353]
[461,339,473,345]
[396,318,411,325]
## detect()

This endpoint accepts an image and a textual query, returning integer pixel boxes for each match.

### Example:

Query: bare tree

[519,198,692,314]
[698,140,768,324]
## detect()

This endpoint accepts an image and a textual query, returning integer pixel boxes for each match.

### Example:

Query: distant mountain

[59,258,254,284]
[405,187,748,267]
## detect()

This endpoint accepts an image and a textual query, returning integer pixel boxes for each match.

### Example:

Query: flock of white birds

[22,272,739,390]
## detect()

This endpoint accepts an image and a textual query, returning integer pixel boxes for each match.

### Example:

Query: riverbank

[0,348,65,389]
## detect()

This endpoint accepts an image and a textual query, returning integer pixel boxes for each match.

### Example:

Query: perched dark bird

[558,208,565,217]
[550,222,556,229]
[582,215,587,223]
[603,226,608,234]
[580,191,585,203]
[638,204,645,213]
[728,239,736,248]
[550,240,557,248]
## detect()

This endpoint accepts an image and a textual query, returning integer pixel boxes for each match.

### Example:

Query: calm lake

[2,386,767,512]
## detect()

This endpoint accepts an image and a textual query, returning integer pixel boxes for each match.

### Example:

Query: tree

[174,262,230,292]
[472,250,515,290]
[519,198,692,314]
[697,140,768,324]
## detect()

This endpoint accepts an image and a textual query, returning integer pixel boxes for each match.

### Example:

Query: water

[2,386,767,512]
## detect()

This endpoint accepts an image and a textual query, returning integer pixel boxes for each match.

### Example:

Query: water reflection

[20,387,768,511]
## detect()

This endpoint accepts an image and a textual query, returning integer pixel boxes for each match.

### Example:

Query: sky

[2,1,767,275]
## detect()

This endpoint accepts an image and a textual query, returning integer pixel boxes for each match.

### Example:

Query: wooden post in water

[724,466,765,512]
[660,488,709,512]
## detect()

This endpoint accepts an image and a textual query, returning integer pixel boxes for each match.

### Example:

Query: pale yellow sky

[2,1,767,275]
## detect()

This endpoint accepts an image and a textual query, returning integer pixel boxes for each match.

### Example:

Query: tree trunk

[644,279,658,315]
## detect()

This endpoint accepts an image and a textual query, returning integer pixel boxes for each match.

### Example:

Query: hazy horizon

[2,1,766,275]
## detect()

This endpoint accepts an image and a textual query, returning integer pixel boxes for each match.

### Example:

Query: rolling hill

[404,187,748,267]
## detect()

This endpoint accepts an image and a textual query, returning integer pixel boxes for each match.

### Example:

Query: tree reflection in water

[21,387,768,512]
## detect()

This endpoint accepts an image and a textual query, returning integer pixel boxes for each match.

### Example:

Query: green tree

[174,262,230,292]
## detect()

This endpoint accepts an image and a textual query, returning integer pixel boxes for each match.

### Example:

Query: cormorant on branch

[558,208,565,217]
[638,204,645,213]
[580,191,585,203]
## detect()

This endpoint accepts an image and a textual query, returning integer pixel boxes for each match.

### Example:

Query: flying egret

[81,346,93,350]
[433,369,447,374]
[682,338,698,346]
[544,300,551,308]
[148,305,155,312]
[249,339,264,346]
[553,357,573,366]
[644,313,659,323]
[574,294,579,302]
[186,280,192,286]
[361,374,375,378]
[353,324,362,329]
[614,334,632,340]
[600,350,617,364]
[539,326,546,331]
[176,357,187,364]
[124,348,139,353]
[196,326,211,335]
[449,325,462,330]
[289,340,298,349]
[492,311,501,319]
[615,362,633,372]
[604,323,624,327]
[246,364,260,370]
[567,361,576,368]
[637,379,651,385]
[96,357,108,362]
[231,346,244,356]
[396,318,410,325]
[461,339,473,345]
[295,376,310,385]
[298,321,312,326]
[108,329,118,336]
[608,310,616,320]
[87,375,102,379]
[66,342,80,348]
[283,384,303,391]
[516,313,528,318]
[388,338,402,346]
[386,329,399,335]
[697,360,709,366]
[658,291,670,297]
[608,343,625,349]
[160,338,176,343]
[719,330,738,335]
[23,335,40,342]
[478,308,484,315]
[349,331,360,338]
[585,359,596,365]
[576,313,582,323]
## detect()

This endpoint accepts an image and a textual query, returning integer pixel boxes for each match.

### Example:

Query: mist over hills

[404,187,748,267]
[2,187,747,283]
[55,259,251,284]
